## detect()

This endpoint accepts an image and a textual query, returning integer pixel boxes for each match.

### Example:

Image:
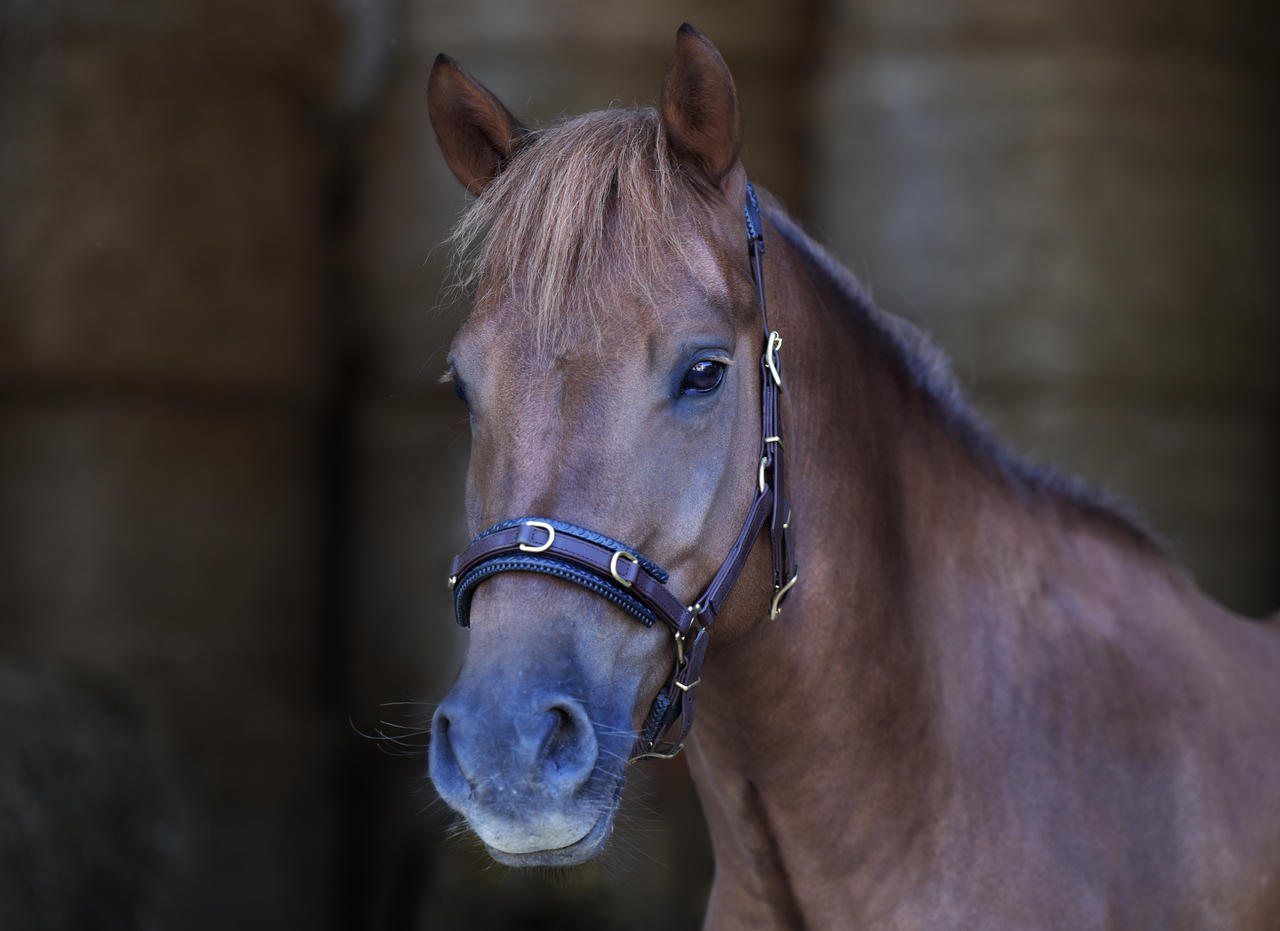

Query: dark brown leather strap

[450,519,695,635]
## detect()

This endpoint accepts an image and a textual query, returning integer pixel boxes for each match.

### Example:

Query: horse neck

[683,211,1173,922]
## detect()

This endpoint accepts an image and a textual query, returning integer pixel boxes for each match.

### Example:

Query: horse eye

[681,359,726,395]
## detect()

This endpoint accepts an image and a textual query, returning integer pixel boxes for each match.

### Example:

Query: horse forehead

[464,230,740,363]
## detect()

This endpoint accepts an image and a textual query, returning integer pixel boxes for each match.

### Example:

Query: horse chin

[479,765,626,868]
[484,801,618,867]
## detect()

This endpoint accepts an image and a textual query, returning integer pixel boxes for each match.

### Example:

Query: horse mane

[447,104,1159,552]
[449,107,704,357]
[763,202,1163,553]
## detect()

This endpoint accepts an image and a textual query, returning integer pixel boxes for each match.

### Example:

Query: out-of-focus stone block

[978,392,1279,615]
[0,400,346,929]
[0,403,324,669]
[0,2,343,394]
[0,662,182,930]
[815,49,1279,397]
[347,392,471,707]
[828,0,1277,51]
[813,7,1278,618]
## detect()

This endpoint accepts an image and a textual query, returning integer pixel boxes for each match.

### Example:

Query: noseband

[447,183,799,760]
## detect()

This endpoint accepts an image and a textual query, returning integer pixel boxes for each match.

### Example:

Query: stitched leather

[451,519,691,632]
[454,553,660,628]
[472,516,670,581]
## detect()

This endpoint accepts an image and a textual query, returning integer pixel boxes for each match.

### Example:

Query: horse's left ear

[660,23,743,186]
[428,53,528,195]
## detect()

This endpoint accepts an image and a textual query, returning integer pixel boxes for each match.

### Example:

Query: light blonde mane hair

[449,108,706,357]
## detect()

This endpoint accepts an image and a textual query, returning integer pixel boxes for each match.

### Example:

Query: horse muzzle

[429,683,625,865]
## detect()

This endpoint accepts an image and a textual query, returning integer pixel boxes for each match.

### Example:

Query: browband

[446,182,798,760]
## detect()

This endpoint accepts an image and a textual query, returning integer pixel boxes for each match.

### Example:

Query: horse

[425,23,1280,928]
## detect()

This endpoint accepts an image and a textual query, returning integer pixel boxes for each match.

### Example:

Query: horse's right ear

[428,54,528,195]
[660,23,743,187]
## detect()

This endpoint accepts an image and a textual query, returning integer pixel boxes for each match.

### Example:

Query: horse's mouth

[485,803,616,866]
[483,773,625,867]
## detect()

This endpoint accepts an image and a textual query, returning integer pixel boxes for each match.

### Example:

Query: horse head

[426,25,785,866]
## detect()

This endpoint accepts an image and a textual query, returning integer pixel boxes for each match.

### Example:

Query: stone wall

[814,0,1280,614]
[0,3,348,927]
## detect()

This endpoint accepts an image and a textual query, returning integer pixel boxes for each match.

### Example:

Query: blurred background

[1,0,1276,928]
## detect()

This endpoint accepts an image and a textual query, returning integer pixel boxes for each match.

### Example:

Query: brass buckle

[629,742,684,763]
[769,572,799,620]
[518,520,555,553]
[765,331,783,387]
[675,677,701,692]
[610,550,639,587]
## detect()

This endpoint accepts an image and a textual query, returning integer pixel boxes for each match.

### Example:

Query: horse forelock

[449,108,712,360]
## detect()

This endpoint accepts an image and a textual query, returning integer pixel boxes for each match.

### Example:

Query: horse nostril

[543,705,574,763]
[429,705,468,789]
[431,693,600,801]
[539,700,597,786]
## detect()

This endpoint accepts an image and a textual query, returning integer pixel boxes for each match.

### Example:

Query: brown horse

[426,24,1280,928]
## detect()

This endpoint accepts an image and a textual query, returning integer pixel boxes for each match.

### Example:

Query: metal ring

[518,520,555,553]
[628,743,684,763]
[610,550,639,587]
[765,331,783,387]
[770,572,799,620]
[758,456,770,494]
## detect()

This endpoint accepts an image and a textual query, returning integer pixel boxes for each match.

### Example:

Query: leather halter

[447,182,798,760]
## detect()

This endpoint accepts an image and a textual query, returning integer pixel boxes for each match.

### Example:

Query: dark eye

[680,359,726,395]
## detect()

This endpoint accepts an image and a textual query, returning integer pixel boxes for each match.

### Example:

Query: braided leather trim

[744,181,765,248]
[639,689,677,748]
[453,554,658,628]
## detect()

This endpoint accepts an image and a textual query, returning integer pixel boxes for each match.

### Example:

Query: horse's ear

[660,23,743,186]
[428,54,528,195]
